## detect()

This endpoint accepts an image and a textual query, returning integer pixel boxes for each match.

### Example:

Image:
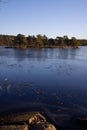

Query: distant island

[0,34,87,49]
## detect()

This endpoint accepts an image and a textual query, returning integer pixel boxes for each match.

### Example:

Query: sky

[0,0,87,39]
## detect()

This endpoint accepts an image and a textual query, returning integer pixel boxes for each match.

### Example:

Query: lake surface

[0,46,87,129]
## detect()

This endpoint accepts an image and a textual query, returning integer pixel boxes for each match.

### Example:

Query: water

[0,46,87,128]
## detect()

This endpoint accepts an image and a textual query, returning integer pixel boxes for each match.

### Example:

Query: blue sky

[0,0,87,39]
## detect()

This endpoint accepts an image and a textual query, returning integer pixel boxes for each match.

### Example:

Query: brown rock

[29,112,46,124]
[30,122,56,130]
[0,112,57,130]
[0,124,28,130]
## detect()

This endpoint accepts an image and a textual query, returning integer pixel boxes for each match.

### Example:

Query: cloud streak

[0,0,8,4]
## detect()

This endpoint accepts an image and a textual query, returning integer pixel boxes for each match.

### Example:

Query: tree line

[0,34,86,48]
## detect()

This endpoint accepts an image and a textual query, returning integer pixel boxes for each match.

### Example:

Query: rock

[3,112,46,124]
[43,123,56,130]
[0,124,28,130]
[29,112,46,124]
[30,122,56,130]
[0,112,57,130]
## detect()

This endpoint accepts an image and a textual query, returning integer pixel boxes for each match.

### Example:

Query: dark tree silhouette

[0,34,82,48]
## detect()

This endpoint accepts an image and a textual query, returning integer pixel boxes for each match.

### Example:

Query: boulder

[0,124,28,130]
[30,122,56,130]
[29,112,46,124]
[0,112,57,130]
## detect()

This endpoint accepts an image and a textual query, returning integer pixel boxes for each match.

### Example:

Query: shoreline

[4,45,80,49]
[0,102,87,130]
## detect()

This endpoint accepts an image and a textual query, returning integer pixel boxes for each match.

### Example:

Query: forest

[0,34,87,48]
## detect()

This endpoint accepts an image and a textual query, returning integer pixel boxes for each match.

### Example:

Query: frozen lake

[0,46,87,129]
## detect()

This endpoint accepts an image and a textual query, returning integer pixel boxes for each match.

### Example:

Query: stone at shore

[30,122,56,130]
[0,112,57,130]
[0,124,28,130]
